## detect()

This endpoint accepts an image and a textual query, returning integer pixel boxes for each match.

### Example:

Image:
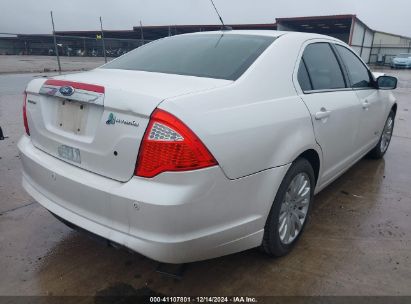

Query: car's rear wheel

[368,110,395,159]
[261,158,315,257]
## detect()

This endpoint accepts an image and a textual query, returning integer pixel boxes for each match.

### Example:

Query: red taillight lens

[135,109,217,178]
[23,92,30,136]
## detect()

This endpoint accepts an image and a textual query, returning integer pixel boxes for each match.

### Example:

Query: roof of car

[180,29,341,41]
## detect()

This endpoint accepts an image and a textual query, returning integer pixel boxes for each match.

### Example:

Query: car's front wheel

[261,158,315,257]
[368,110,395,159]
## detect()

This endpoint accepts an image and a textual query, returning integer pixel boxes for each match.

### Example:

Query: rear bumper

[18,136,289,263]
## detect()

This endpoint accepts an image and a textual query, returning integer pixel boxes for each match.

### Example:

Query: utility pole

[139,20,144,46]
[50,11,61,74]
[100,16,107,63]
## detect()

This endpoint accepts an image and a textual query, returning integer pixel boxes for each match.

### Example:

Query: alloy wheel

[278,173,311,245]
[380,116,394,153]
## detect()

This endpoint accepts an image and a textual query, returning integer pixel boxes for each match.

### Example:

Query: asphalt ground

[0,55,108,74]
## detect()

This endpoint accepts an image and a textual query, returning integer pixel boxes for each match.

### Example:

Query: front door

[333,44,386,154]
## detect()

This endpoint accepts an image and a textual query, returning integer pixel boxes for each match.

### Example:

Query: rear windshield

[398,54,411,58]
[102,34,275,80]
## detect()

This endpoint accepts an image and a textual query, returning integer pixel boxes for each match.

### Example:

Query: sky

[0,0,410,37]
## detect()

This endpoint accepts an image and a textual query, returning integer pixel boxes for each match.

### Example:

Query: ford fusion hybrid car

[19,30,398,263]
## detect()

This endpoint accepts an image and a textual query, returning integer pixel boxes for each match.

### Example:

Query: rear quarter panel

[160,34,322,180]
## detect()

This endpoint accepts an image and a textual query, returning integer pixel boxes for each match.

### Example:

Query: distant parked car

[19,31,398,263]
[391,53,411,68]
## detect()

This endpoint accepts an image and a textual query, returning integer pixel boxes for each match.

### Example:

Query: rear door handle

[315,108,331,120]
[362,100,370,109]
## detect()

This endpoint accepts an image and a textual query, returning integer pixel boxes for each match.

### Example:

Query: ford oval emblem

[59,86,75,96]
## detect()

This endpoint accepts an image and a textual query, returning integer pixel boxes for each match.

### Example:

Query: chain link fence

[0,33,149,57]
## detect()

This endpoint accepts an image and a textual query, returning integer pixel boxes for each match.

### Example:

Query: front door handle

[315,108,331,120]
[362,100,370,109]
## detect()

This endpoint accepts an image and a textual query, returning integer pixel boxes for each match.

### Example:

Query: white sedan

[19,30,397,263]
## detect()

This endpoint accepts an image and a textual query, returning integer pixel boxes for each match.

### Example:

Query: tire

[261,158,315,257]
[368,110,395,159]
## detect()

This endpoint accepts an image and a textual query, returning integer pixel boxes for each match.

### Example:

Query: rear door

[296,42,363,184]
[333,44,385,154]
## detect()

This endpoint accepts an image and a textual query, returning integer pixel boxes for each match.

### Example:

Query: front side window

[301,43,346,91]
[102,34,275,81]
[335,45,373,89]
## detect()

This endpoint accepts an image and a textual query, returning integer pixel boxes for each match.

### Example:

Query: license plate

[57,100,87,134]
[58,145,81,163]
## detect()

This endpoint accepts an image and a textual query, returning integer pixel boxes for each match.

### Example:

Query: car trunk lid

[25,69,231,182]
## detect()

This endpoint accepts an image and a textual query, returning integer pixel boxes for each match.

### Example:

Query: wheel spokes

[294,208,306,218]
[278,172,311,245]
[291,212,302,231]
[381,116,394,152]
[283,216,291,243]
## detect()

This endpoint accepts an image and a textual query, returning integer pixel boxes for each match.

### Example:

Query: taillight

[135,109,217,178]
[23,92,30,136]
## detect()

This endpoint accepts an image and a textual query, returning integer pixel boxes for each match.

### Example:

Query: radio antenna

[209,0,232,31]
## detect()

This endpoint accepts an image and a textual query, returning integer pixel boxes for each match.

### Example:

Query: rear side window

[335,45,373,89]
[301,43,346,91]
[102,34,275,80]
[297,59,312,91]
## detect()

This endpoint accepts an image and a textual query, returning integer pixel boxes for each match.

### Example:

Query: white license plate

[58,145,81,163]
[57,100,87,134]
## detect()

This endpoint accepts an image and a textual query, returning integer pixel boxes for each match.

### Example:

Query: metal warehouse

[1,14,410,65]
[275,14,411,65]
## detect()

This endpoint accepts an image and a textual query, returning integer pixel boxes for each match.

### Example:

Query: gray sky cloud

[1,0,410,37]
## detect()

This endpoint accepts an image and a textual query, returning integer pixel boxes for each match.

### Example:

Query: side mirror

[377,75,397,90]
